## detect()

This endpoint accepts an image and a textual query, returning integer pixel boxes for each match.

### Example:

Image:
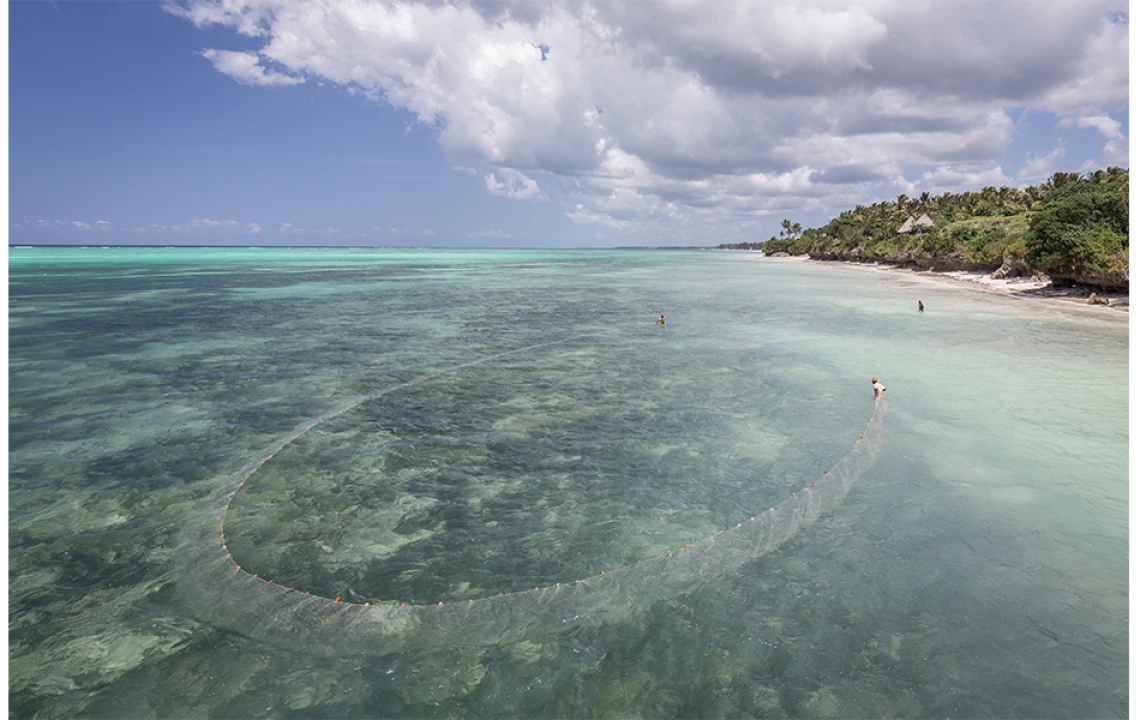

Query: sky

[6,0,1131,248]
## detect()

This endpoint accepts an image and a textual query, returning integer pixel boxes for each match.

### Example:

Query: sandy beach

[760,254,1129,319]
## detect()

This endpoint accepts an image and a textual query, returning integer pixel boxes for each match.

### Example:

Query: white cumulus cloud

[168,0,1129,240]
[199,48,304,87]
[1076,114,1129,167]
[484,168,548,201]
[183,218,265,233]
[1018,140,1068,185]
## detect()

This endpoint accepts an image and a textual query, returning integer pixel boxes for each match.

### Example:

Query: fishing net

[177,337,887,657]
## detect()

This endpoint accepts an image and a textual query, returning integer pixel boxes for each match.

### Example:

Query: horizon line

[8,243,720,251]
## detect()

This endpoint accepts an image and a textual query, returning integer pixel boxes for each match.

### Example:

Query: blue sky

[8,1,1130,247]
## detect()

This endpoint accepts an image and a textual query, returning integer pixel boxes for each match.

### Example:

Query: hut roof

[897,216,915,234]
[914,214,935,227]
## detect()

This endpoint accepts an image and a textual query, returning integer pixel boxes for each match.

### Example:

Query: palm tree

[1050,172,1079,190]
[995,186,1014,215]
[1103,166,1128,183]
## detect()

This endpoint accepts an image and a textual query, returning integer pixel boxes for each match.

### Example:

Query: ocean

[8,247,1128,718]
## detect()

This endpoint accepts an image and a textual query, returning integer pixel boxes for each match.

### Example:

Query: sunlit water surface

[9,247,1127,718]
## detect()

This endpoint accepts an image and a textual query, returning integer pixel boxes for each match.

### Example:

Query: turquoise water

[9,247,1127,718]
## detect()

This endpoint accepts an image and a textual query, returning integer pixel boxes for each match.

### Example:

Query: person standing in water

[872,376,886,399]
[657,314,665,325]
[918,300,924,313]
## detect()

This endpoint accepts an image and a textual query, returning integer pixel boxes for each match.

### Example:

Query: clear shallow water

[9,247,1127,718]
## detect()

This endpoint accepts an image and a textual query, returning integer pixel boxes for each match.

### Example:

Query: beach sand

[761,254,1129,319]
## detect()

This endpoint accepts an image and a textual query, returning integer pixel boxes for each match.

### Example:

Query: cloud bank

[169,0,1129,240]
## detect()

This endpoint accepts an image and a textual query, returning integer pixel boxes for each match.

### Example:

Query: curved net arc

[177,333,887,656]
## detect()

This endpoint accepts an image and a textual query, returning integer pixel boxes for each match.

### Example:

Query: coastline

[760,254,1129,319]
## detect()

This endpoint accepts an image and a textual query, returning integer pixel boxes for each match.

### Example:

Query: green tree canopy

[1025,177,1129,273]
[726,167,1128,283]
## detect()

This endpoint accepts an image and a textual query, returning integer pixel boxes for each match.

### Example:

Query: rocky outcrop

[1045,266,1129,291]
[799,248,1128,292]
[876,251,991,273]
[910,253,992,273]
[807,247,867,262]
[990,258,1033,279]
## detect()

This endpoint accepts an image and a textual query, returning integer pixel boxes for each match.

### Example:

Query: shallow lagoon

[9,247,1128,718]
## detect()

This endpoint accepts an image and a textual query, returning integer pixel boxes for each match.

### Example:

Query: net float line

[221,403,886,609]
[178,335,887,657]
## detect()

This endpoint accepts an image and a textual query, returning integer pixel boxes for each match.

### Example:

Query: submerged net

[177,336,887,657]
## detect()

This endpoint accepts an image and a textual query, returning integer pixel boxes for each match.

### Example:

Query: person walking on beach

[872,376,886,399]
[918,300,924,313]
[657,314,665,326]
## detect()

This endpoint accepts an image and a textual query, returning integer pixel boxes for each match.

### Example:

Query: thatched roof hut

[898,214,935,234]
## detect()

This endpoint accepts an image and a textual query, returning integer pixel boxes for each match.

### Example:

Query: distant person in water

[918,300,925,313]
[872,376,886,399]
[657,314,665,325]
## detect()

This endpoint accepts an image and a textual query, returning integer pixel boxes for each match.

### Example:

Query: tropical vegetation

[722,168,1128,285]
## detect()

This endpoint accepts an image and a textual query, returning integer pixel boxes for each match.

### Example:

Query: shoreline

[761,254,1129,319]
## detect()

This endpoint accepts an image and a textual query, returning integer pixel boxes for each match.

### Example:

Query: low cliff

[798,249,1126,291]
